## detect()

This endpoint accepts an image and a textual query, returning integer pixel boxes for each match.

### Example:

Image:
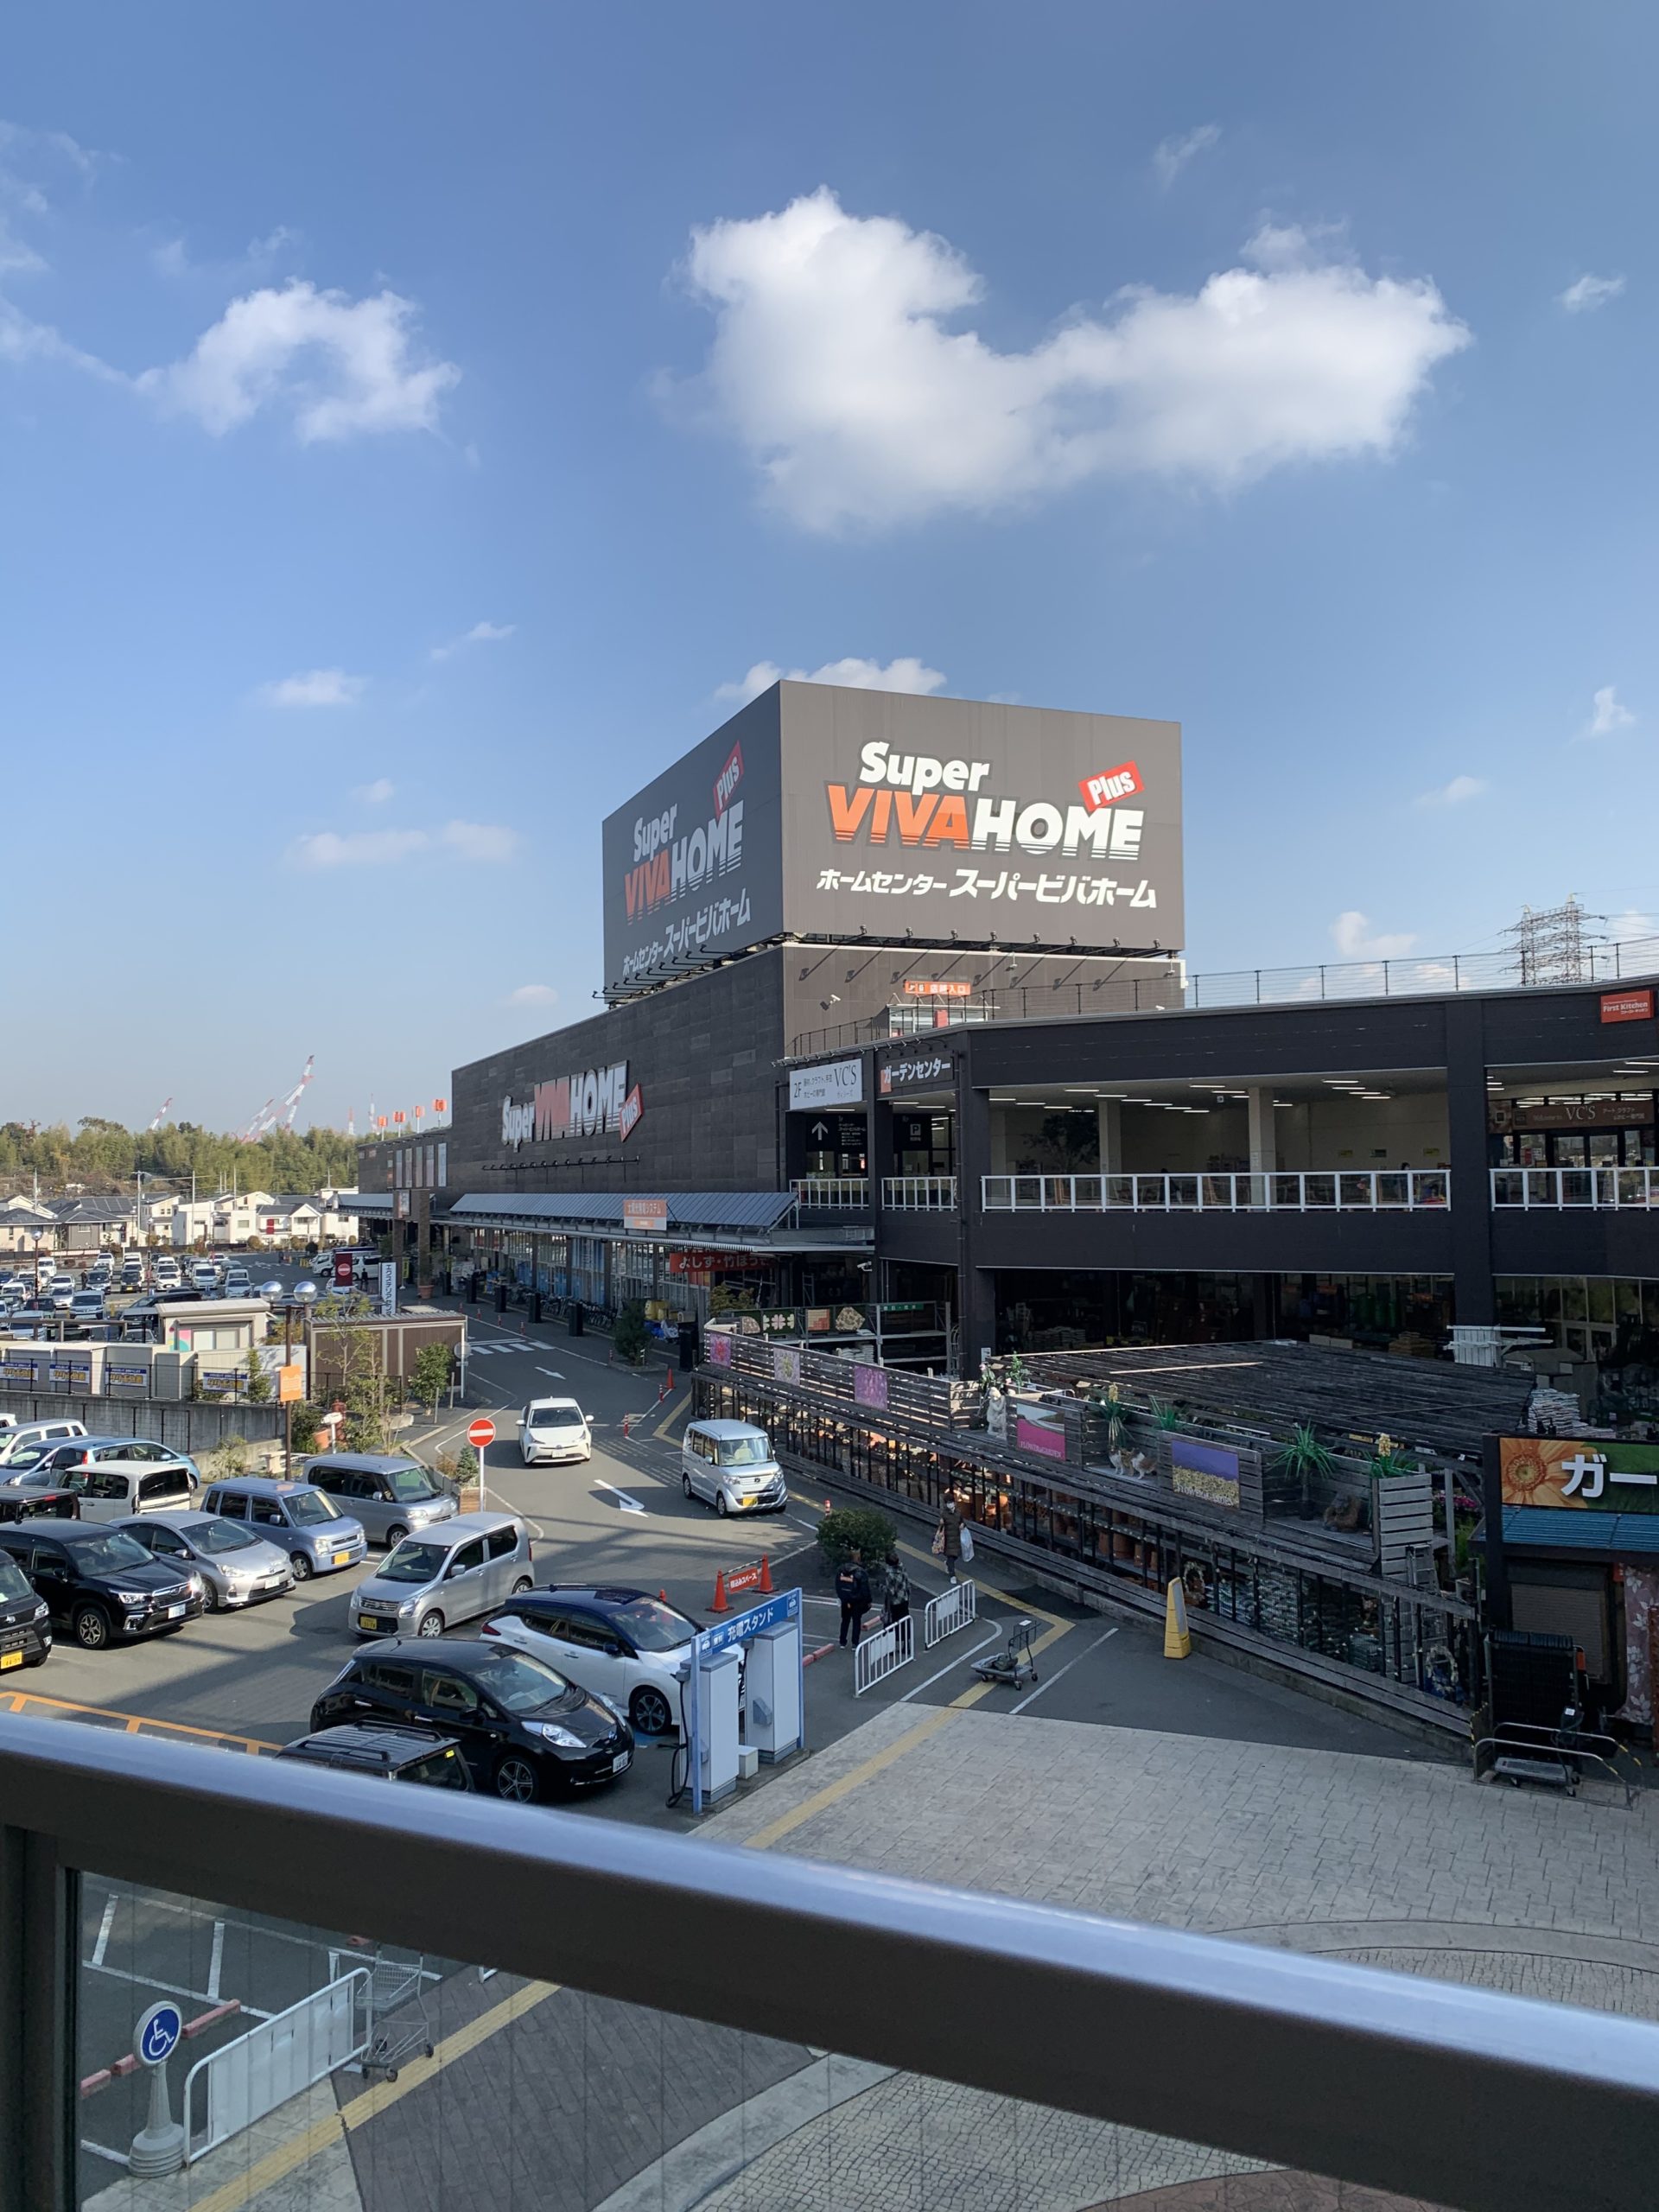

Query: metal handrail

[4,1715,1658,2212]
[982,1170,1451,1213]
[790,1176,871,1209]
[1491,1166,1659,1210]
[881,1174,958,1210]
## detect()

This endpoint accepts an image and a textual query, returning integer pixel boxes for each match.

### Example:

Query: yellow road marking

[741,1706,958,1851]
[652,1388,690,1440]
[948,1616,1072,1707]
[170,1980,561,2212]
[2,1687,270,1754]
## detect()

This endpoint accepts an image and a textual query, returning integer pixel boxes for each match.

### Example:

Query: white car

[190,1263,219,1294]
[481,1586,702,1739]
[153,1262,182,1291]
[518,1397,592,1465]
[223,1270,252,1298]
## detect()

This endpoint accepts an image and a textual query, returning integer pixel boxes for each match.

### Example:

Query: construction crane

[238,1055,315,1142]
[147,1097,173,1132]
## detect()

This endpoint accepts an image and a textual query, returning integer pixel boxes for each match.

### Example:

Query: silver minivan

[680,1421,787,1516]
[68,1461,195,1523]
[300,1453,458,1547]
[200,1477,367,1580]
[350,1512,533,1640]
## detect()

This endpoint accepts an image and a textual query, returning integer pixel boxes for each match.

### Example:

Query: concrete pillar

[1446,999,1496,1325]
[1247,1088,1277,1176]
[1096,1097,1122,1175]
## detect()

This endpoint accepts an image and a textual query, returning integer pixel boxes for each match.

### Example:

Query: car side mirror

[604,1639,625,1658]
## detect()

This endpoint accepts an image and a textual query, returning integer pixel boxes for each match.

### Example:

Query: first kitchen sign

[1601,988,1655,1024]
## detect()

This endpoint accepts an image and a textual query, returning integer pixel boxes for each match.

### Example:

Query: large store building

[358,679,1659,1426]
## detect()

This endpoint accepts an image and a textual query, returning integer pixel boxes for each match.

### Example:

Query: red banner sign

[1601,988,1655,1024]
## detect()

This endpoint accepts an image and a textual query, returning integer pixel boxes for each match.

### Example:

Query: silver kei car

[114,1510,295,1611]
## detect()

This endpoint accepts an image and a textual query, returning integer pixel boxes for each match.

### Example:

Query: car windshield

[3,1446,51,1471]
[531,1407,582,1428]
[718,1436,770,1466]
[0,1556,33,1603]
[73,1531,153,1574]
[467,1649,572,1713]
[192,1520,257,1554]
[607,1597,698,1652]
[385,1465,438,1500]
[284,1489,340,1527]
[379,1541,449,1584]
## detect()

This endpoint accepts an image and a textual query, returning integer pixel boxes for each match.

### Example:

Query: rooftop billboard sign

[601,684,1182,991]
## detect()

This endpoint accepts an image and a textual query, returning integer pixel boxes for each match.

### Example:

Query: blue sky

[2,5,1654,1132]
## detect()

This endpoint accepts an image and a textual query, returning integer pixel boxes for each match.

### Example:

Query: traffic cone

[711,1570,728,1613]
[759,1554,773,1593]
[658,1589,668,1603]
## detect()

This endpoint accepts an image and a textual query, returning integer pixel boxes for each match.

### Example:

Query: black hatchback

[0,1548,52,1673]
[0,1523,203,1649]
[310,1637,633,1802]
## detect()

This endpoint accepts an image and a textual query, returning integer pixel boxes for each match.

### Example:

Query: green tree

[411,1342,453,1420]
[612,1300,649,1365]
[245,1345,271,1403]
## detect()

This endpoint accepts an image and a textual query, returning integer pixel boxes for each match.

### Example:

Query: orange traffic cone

[759,1554,773,1593]
[711,1570,728,1614]
[658,1589,668,1603]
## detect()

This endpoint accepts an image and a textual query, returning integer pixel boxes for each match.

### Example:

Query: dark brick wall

[442,952,788,1194]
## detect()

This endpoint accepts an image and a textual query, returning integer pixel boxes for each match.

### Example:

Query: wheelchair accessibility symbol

[135,2000,183,2068]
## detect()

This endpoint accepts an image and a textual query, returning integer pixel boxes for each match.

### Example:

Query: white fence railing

[791,1176,870,1209]
[1491,1166,1659,1210]
[882,1175,958,1210]
[924,1579,977,1648]
[184,1969,367,2163]
[982,1170,1451,1214]
[854,1611,915,1694]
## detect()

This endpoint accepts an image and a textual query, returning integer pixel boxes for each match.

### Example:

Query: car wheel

[630,1684,674,1737]
[385,1524,409,1548]
[682,1472,693,1498]
[289,1553,313,1581]
[715,1491,729,1517]
[203,1581,226,1613]
[416,1611,446,1638]
[493,1753,539,1804]
[511,1576,533,1595]
[72,1604,110,1650]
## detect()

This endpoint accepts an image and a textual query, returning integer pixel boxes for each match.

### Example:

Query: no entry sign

[467,1418,496,1451]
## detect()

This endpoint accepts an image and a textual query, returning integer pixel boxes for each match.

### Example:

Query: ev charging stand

[686,1587,805,1815]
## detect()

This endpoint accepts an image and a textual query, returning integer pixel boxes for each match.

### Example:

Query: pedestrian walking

[836,1548,872,1649]
[880,1548,911,1627]
[934,1492,965,1583]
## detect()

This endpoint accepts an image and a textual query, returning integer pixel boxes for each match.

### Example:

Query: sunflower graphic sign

[1500,1437,1659,1516]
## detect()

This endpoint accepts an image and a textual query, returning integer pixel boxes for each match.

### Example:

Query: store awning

[445,1190,799,1240]
[1500,1504,1659,1560]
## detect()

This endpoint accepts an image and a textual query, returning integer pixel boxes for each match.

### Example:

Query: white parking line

[92,1893,118,1968]
[1007,1626,1119,1716]
[207,1918,226,2003]
[82,1961,272,2019]
[895,1621,1005,1703]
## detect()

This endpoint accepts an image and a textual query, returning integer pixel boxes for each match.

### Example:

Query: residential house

[0,1197,60,1257]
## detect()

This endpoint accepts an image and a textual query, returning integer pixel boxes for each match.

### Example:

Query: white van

[154,1259,182,1290]
[67,1459,196,1522]
[0,1419,88,1467]
[680,1421,787,1516]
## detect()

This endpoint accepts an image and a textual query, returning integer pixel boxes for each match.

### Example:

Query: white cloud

[507,983,559,1007]
[289,827,428,869]
[430,619,516,662]
[441,819,519,862]
[354,777,395,804]
[1414,773,1487,808]
[136,279,459,442]
[1331,910,1418,961]
[1580,684,1635,739]
[261,668,365,709]
[1152,124,1220,189]
[673,188,1470,531]
[715,653,947,706]
[1559,273,1624,315]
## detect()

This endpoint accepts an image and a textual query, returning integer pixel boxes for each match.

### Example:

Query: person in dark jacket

[937,1493,965,1584]
[880,1549,912,1626]
[835,1548,872,1648]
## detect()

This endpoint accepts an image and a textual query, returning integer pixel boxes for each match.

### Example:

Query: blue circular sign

[135,2001,183,2067]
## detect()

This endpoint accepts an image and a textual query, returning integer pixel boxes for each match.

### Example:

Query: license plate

[358,1614,381,1631]
[611,1751,631,1775]
[0,1650,21,1670]
[332,1552,351,1567]
[163,1605,184,1620]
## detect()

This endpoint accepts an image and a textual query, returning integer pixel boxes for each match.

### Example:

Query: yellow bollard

[1164,1578,1192,1660]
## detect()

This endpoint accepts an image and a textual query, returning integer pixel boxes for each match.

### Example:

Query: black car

[0,1486,78,1525]
[276,1721,474,1789]
[0,1548,52,1672]
[310,1636,633,1802]
[0,1524,204,1649]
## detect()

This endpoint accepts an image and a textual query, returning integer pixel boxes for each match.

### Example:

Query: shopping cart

[972,1617,1038,1691]
[332,1948,435,2081]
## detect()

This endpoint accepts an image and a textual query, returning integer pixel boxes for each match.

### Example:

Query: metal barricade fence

[855,1611,914,1695]
[924,1580,977,1648]
[183,1968,368,2163]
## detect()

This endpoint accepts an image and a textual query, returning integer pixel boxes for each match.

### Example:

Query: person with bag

[880,1548,911,1626]
[835,1548,872,1649]
[936,1491,965,1584]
